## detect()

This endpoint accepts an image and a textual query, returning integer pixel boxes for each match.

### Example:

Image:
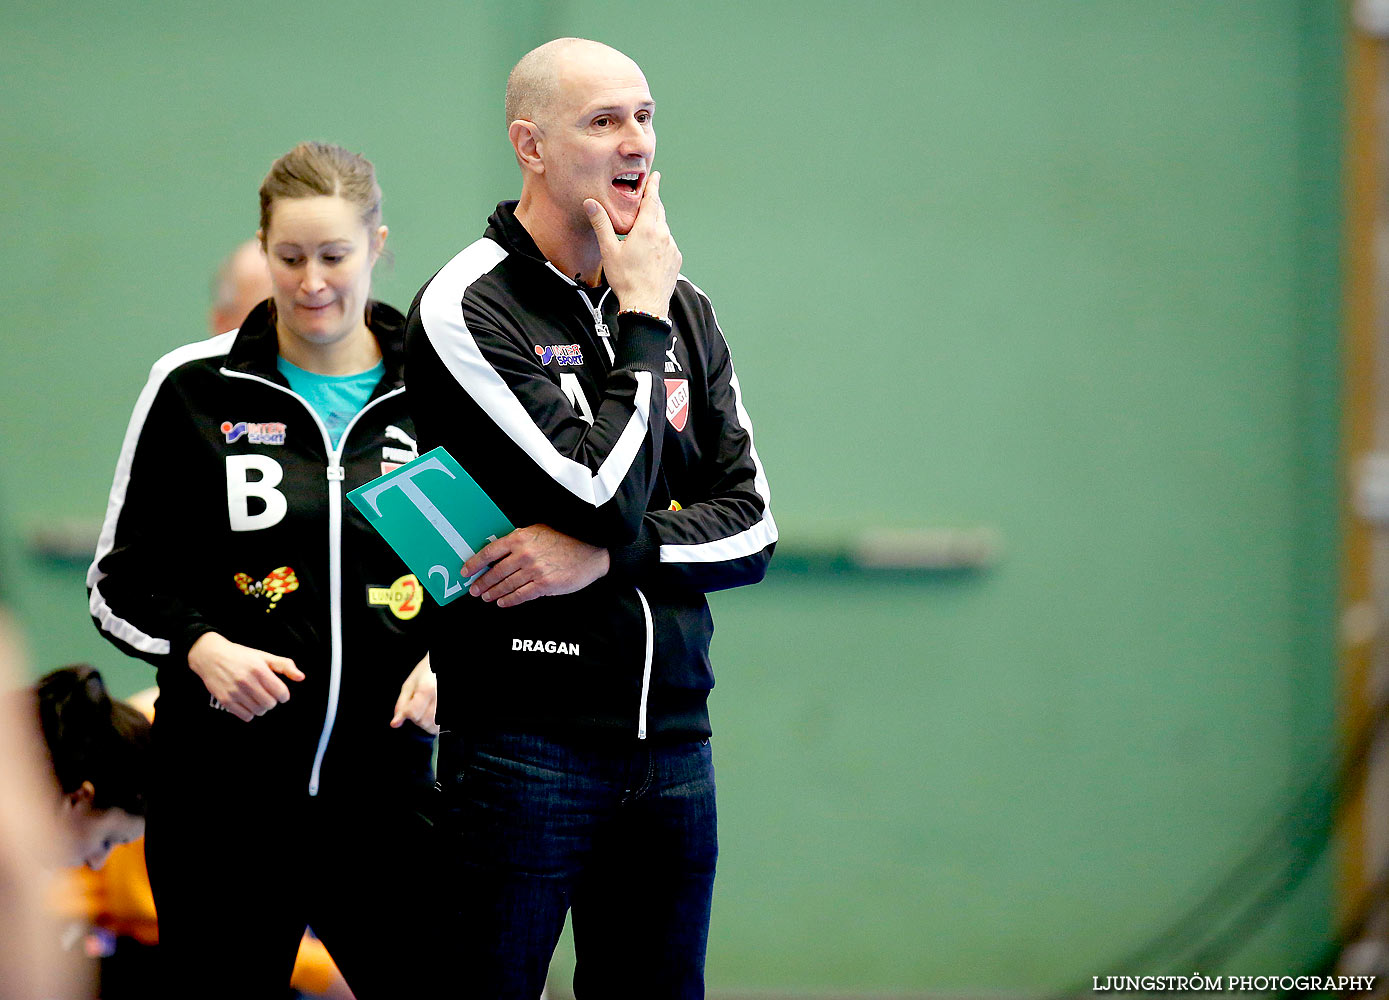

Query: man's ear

[509,120,545,175]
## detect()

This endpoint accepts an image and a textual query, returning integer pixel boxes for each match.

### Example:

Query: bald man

[207,239,271,336]
[405,37,776,998]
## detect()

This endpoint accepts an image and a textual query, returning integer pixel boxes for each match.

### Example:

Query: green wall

[0,1,1345,992]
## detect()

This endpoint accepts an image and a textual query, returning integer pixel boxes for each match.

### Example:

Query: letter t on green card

[347,447,514,605]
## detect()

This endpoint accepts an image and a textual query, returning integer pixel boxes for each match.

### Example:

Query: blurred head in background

[208,238,272,336]
[35,665,150,869]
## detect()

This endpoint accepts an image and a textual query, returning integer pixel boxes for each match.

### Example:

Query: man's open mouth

[612,172,643,194]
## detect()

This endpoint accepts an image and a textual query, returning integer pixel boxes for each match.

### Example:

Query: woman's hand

[390,656,438,734]
[187,632,304,722]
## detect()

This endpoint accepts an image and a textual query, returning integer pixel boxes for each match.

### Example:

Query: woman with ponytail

[86,142,440,998]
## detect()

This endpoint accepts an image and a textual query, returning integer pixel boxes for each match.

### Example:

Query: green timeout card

[347,446,514,605]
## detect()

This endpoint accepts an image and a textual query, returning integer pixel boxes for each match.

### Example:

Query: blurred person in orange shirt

[53,682,353,999]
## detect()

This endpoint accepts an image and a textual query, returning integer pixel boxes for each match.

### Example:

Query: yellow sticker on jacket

[367,574,423,620]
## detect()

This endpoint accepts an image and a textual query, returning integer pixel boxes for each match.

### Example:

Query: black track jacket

[88,302,433,797]
[405,202,777,743]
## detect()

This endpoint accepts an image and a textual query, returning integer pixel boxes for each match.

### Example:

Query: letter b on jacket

[226,455,287,531]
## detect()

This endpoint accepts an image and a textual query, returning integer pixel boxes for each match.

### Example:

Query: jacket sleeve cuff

[608,517,660,582]
[613,313,672,372]
[171,620,217,667]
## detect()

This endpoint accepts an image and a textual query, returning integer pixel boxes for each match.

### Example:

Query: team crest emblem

[664,379,689,432]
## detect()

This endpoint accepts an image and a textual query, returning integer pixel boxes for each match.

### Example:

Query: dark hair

[35,666,150,816]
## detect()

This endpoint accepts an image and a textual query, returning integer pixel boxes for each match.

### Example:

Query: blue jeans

[439,730,718,999]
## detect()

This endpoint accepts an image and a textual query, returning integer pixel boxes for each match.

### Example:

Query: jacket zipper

[546,274,651,737]
[540,260,616,362]
[576,287,652,737]
[575,286,617,364]
[221,369,405,794]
